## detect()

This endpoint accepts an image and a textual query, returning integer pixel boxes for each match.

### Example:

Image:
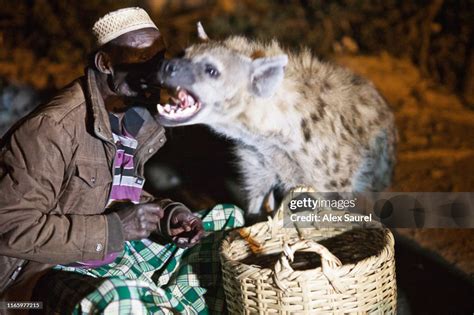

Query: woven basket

[220,189,397,314]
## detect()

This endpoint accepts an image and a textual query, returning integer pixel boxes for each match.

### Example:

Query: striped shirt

[73,108,146,268]
[108,108,145,205]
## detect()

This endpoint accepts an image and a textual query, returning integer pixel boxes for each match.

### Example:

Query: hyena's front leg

[235,146,278,219]
[248,189,278,220]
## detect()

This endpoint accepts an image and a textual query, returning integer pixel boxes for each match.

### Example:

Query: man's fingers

[129,229,151,240]
[141,203,164,218]
[169,226,185,236]
[169,219,193,236]
[139,213,160,227]
[189,218,203,233]
[189,217,202,228]
[142,212,161,224]
[139,221,158,232]
[138,214,158,231]
[132,223,157,240]
[183,221,191,232]
[137,230,151,239]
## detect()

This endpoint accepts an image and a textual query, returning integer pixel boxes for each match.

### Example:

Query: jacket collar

[109,108,144,137]
[85,68,165,147]
[86,68,114,143]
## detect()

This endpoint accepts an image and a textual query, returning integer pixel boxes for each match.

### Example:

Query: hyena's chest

[253,145,328,188]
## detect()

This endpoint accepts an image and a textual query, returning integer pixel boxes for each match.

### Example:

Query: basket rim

[220,227,395,275]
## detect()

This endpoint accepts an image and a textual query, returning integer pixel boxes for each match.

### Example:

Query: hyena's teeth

[187,95,195,106]
[157,104,168,115]
[157,96,200,120]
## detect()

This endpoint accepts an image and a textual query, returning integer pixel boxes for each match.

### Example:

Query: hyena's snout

[155,58,203,125]
[158,58,196,88]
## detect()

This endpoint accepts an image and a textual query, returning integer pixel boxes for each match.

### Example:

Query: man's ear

[94,51,113,75]
[250,55,288,98]
[197,21,210,42]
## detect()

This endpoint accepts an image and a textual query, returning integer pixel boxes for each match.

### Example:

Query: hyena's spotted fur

[157,33,397,217]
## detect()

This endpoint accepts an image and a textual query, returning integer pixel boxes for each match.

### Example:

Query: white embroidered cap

[92,7,158,46]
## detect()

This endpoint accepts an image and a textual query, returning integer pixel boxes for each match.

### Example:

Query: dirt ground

[336,53,474,277]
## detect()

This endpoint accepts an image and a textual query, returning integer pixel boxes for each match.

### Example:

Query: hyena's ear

[250,55,288,98]
[197,21,210,42]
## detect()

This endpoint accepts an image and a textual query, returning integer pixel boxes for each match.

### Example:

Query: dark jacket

[0,68,166,293]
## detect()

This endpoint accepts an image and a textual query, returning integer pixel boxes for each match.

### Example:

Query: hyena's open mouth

[157,88,201,122]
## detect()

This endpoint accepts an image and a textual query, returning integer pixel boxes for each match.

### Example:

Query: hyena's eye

[204,64,220,78]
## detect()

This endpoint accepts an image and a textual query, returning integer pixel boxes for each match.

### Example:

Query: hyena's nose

[159,58,195,86]
[162,60,179,77]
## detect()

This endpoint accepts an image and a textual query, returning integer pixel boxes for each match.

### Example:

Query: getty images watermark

[287,196,372,224]
[282,190,474,228]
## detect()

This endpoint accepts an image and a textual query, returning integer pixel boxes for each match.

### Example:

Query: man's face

[99,28,166,102]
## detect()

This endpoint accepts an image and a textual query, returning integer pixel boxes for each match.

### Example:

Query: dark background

[0,0,472,101]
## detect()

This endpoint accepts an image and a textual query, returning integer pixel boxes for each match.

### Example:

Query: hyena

[155,24,397,218]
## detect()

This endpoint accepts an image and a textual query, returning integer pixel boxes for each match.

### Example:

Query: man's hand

[169,209,205,248]
[114,202,164,241]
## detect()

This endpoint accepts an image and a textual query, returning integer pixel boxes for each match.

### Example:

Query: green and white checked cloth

[34,204,245,315]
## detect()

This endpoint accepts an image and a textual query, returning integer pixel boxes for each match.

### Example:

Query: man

[0,7,243,314]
